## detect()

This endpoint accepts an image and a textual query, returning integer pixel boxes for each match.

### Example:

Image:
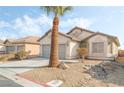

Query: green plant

[15,50,30,60]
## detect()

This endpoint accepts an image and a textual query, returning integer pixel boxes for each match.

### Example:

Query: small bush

[116,57,124,63]
[0,55,8,62]
[77,48,88,63]
[77,48,88,58]
[15,50,30,60]
[0,53,15,62]
[118,50,124,57]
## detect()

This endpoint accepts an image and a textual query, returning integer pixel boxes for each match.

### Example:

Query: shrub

[0,55,8,62]
[116,57,124,63]
[77,48,88,62]
[118,50,124,57]
[0,53,15,62]
[77,48,88,57]
[15,50,30,60]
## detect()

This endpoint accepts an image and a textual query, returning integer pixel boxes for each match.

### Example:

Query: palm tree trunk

[49,16,59,67]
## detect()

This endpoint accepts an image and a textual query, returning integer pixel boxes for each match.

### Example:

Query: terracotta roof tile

[38,29,80,42]
[4,36,40,44]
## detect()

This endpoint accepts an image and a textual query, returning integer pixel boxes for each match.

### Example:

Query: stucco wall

[107,40,118,57]
[25,44,40,56]
[112,42,118,57]
[87,35,108,58]
[40,32,70,58]
[68,29,93,40]
[69,41,79,59]
[107,43,112,57]
[40,32,69,45]
[0,45,5,53]
[40,31,79,59]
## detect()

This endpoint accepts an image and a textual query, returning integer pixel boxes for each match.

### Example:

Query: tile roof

[4,36,40,44]
[0,39,4,45]
[38,29,80,42]
[82,32,120,46]
[67,26,95,34]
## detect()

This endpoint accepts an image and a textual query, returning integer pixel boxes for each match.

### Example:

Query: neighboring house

[0,39,5,54]
[39,27,120,60]
[4,36,40,56]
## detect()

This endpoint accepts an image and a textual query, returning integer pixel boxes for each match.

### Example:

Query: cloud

[0,21,10,28]
[12,14,52,35]
[0,14,92,39]
[60,17,92,30]
[0,14,53,39]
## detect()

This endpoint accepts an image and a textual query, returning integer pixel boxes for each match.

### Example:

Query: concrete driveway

[0,57,79,87]
[0,75,22,87]
[0,58,49,73]
[0,57,79,73]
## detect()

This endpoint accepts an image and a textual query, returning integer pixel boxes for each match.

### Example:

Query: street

[0,75,22,87]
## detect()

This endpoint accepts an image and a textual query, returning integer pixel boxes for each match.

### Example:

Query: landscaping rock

[88,65,108,80]
[82,65,92,70]
[58,62,69,70]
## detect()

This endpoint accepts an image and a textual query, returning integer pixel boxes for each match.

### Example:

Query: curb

[16,74,50,87]
[0,68,43,87]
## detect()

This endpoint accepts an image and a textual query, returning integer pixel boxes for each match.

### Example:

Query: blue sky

[0,6,124,48]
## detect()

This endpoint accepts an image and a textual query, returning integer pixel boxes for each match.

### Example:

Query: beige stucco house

[0,39,5,54]
[39,27,120,60]
[4,36,40,56]
[39,29,80,59]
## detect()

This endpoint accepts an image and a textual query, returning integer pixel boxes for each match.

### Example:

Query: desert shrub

[15,50,30,60]
[0,53,15,62]
[77,48,88,57]
[77,48,88,62]
[0,55,8,62]
[118,50,124,57]
[116,57,124,63]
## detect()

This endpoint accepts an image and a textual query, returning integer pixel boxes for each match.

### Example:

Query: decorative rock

[58,62,69,70]
[88,65,108,80]
[82,65,90,70]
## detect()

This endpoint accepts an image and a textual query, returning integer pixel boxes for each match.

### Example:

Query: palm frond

[62,6,73,15]
[40,6,73,17]
[40,6,53,15]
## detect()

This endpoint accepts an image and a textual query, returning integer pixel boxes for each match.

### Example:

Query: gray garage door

[42,45,51,58]
[42,44,66,59]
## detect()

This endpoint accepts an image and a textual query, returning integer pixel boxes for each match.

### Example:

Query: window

[6,46,15,53]
[17,46,24,52]
[92,42,104,53]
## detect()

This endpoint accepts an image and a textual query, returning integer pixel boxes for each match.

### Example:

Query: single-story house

[39,27,120,60]
[4,36,40,56]
[0,39,5,54]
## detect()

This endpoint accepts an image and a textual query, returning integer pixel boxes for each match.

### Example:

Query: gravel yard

[19,60,124,87]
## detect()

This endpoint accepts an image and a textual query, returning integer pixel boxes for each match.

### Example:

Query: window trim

[92,42,104,53]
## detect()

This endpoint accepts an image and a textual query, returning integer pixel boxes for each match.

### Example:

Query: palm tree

[40,6,73,67]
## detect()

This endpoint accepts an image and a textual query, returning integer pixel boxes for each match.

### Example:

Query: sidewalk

[0,68,43,87]
[0,58,49,87]
[0,57,79,87]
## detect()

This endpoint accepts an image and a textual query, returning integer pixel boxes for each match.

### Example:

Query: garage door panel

[42,44,66,59]
[42,45,50,58]
[59,44,66,59]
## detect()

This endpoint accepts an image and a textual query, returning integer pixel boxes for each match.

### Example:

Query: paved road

[0,75,22,87]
